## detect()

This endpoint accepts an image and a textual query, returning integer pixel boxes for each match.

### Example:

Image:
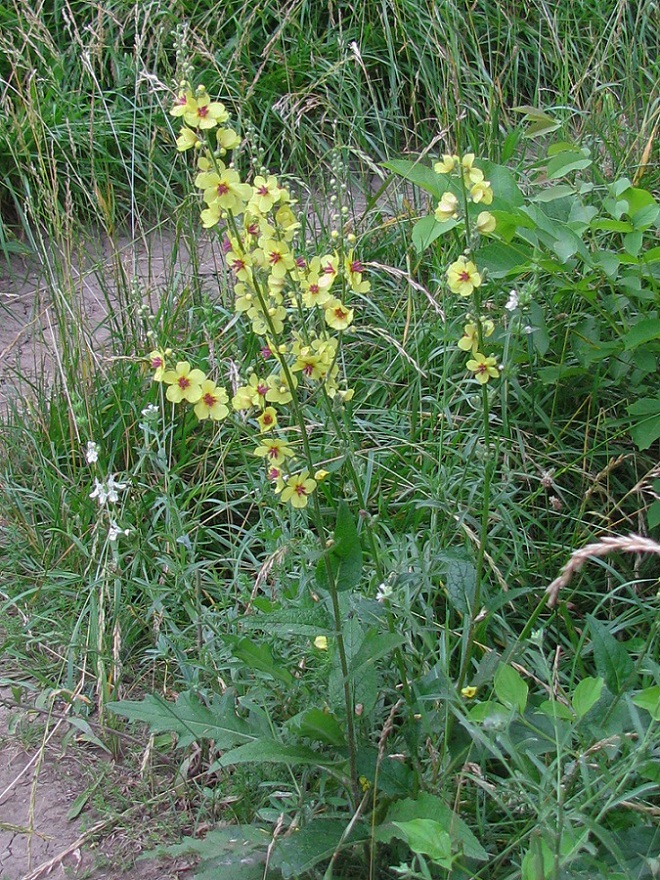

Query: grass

[0,0,659,878]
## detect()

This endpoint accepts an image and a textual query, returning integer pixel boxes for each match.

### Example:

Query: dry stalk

[546,533,660,608]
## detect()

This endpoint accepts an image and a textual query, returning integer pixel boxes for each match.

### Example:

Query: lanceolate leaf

[215,738,346,770]
[108,691,255,749]
[587,615,635,695]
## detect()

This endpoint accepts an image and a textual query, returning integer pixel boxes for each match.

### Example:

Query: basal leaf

[494,664,529,713]
[216,738,345,769]
[587,615,635,695]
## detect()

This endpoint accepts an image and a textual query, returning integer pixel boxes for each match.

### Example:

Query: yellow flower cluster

[149,353,230,421]
[436,153,501,385]
[160,81,368,507]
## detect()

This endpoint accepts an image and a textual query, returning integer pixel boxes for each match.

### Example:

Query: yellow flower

[162,362,206,404]
[258,239,296,280]
[434,191,459,221]
[476,211,496,234]
[466,352,500,384]
[249,175,282,214]
[265,372,298,405]
[314,636,328,650]
[317,253,339,290]
[457,323,479,354]
[194,380,229,421]
[257,406,278,432]
[232,374,269,411]
[183,89,229,130]
[324,298,354,331]
[148,350,168,382]
[446,256,482,297]
[170,89,194,118]
[461,153,485,185]
[434,154,459,174]
[254,438,295,466]
[196,166,252,214]
[281,470,317,509]
[175,127,201,152]
[314,469,329,481]
[470,181,493,205]
[344,251,371,294]
[217,127,241,151]
[461,686,478,699]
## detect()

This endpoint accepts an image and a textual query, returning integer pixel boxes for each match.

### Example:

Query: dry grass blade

[546,534,660,607]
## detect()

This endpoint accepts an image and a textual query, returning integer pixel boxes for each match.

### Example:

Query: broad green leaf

[216,738,345,769]
[412,215,458,252]
[480,161,525,208]
[628,397,660,450]
[623,319,660,350]
[270,818,368,879]
[587,615,635,695]
[383,159,448,199]
[533,184,575,202]
[521,838,553,880]
[316,501,363,593]
[632,686,660,720]
[226,637,293,685]
[286,707,346,747]
[647,500,660,529]
[624,230,643,256]
[467,700,509,723]
[538,699,574,721]
[631,202,660,229]
[494,664,528,713]
[440,552,476,615]
[392,820,454,868]
[376,793,488,861]
[108,691,254,749]
[240,605,333,637]
[546,151,592,179]
[348,629,406,679]
[571,676,604,718]
[476,241,534,277]
[150,826,268,880]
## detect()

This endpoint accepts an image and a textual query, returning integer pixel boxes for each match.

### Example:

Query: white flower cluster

[89,475,128,506]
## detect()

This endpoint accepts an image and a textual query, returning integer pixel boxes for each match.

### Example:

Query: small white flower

[376,582,393,603]
[89,478,108,506]
[141,404,159,420]
[85,441,99,464]
[108,520,131,542]
[89,475,128,507]
[106,475,127,504]
[505,290,519,311]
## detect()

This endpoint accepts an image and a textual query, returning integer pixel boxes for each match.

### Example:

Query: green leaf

[316,501,363,593]
[628,397,660,450]
[647,500,660,529]
[538,699,575,721]
[546,151,592,179]
[623,319,660,350]
[587,615,635,695]
[270,818,368,879]
[571,676,604,718]
[494,664,528,713]
[632,686,660,720]
[329,617,378,713]
[286,707,346,747]
[150,826,268,880]
[376,793,488,861]
[225,637,293,685]
[441,552,476,615]
[108,691,254,749]
[412,215,458,252]
[216,738,345,769]
[383,159,448,199]
[240,605,333,637]
[476,241,534,277]
[348,629,406,679]
[480,161,525,208]
[392,820,454,868]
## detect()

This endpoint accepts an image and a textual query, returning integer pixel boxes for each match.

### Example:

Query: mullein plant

[432,152,502,688]
[146,81,371,799]
[150,83,362,513]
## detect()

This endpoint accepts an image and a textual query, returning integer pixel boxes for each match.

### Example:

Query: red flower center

[178,377,190,389]
[203,393,216,406]
[295,484,307,496]
[459,270,471,282]
[257,185,269,196]
[197,105,209,118]
[257,383,268,396]
[217,182,229,196]
[350,260,364,273]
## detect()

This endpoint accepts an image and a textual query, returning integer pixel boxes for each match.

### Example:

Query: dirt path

[0,691,191,879]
